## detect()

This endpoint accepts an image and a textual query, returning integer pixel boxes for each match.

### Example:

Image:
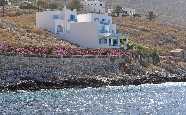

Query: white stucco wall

[36,11,59,33]
[77,14,92,22]
[111,24,116,34]
[77,13,112,23]
[65,22,100,48]
[63,22,119,48]
[77,13,115,34]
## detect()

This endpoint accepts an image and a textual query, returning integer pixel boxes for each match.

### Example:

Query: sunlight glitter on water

[1,82,186,115]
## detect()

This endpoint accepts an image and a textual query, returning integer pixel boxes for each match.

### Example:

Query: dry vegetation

[0,13,186,54]
[113,17,186,55]
[2,14,36,29]
[0,14,78,48]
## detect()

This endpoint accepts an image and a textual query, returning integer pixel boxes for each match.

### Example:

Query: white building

[80,0,106,14]
[36,7,77,34]
[36,7,121,48]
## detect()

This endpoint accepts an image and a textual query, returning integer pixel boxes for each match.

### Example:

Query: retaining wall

[0,55,128,85]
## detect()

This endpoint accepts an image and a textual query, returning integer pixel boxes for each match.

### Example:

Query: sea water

[1,82,186,115]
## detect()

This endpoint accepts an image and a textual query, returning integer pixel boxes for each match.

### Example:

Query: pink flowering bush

[54,47,129,57]
[0,42,129,57]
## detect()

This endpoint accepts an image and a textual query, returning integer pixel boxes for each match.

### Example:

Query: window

[57,25,63,33]
[53,15,59,19]
[70,15,75,21]
[113,39,118,46]
[109,39,112,45]
[99,39,107,44]
[100,19,105,24]
[94,18,99,22]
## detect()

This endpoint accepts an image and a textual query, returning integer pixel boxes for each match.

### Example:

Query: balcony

[68,18,77,22]
[100,29,110,33]
[100,29,116,34]
[100,20,111,25]
[98,36,120,48]
[68,15,77,22]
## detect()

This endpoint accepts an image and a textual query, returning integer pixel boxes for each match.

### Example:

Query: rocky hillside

[113,17,186,54]
[0,15,78,48]
[112,0,186,26]
[1,14,186,55]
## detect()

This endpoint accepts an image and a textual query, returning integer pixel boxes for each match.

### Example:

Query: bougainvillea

[0,43,129,57]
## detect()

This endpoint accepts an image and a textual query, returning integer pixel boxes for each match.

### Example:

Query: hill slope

[113,17,186,54]
[0,14,78,48]
[112,0,186,26]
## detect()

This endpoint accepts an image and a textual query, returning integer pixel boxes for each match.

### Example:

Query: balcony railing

[68,19,77,22]
[100,20,110,25]
[100,29,116,34]
[100,29,110,33]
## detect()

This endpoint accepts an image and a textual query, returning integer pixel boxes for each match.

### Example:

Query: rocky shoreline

[0,54,185,91]
[1,71,186,91]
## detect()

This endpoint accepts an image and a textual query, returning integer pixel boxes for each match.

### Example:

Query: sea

[1,82,186,115]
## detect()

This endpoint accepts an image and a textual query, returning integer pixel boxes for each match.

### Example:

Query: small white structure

[109,7,136,16]
[122,8,136,16]
[80,0,106,14]
[36,7,121,48]
[170,49,185,60]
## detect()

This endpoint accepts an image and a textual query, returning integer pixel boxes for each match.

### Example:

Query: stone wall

[184,50,186,60]
[0,55,128,85]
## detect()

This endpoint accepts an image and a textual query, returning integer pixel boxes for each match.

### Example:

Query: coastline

[0,72,186,91]
[0,53,185,91]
